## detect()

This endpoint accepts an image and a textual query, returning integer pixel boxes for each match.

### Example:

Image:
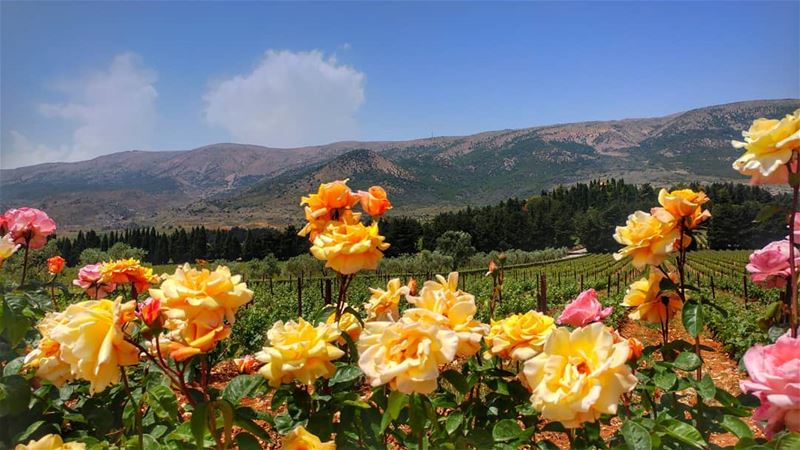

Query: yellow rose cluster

[521,323,638,428]
[614,187,710,325]
[299,180,390,275]
[14,434,85,450]
[282,426,335,450]
[255,318,345,387]
[149,264,253,361]
[732,109,800,185]
[24,297,139,393]
[100,258,159,295]
[357,272,485,393]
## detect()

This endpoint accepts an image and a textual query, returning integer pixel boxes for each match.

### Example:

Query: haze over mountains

[2,99,798,232]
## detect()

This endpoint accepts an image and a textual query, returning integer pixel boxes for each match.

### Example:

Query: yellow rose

[357,314,458,394]
[0,233,20,263]
[622,271,682,324]
[151,263,253,325]
[653,188,711,230]
[732,110,800,183]
[310,221,389,275]
[613,210,682,269]
[161,309,232,361]
[283,426,335,450]
[100,258,159,295]
[14,434,85,450]
[255,318,345,387]
[364,278,409,321]
[521,323,638,428]
[484,310,555,361]
[49,298,139,394]
[405,272,488,357]
[326,304,363,341]
[24,313,72,387]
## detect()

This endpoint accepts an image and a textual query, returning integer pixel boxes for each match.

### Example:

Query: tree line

[54,179,788,266]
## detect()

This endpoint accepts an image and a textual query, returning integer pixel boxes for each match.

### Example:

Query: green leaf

[148,384,178,420]
[380,390,407,433]
[235,407,272,442]
[654,371,677,390]
[235,433,262,450]
[682,300,703,338]
[721,415,752,439]
[190,402,208,450]
[621,420,652,450]
[441,369,470,395]
[658,419,706,449]
[776,433,800,450]
[214,399,234,448]
[658,278,678,293]
[222,375,264,404]
[695,374,716,401]
[673,352,702,371]
[0,375,31,417]
[328,364,362,386]
[492,419,521,442]
[445,411,464,435]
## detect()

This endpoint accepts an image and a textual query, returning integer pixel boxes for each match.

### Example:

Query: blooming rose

[310,221,389,275]
[484,310,555,361]
[47,255,66,274]
[621,271,682,324]
[364,278,410,321]
[521,323,638,428]
[358,315,458,394]
[4,207,57,249]
[627,337,644,361]
[0,233,20,263]
[14,434,85,450]
[740,330,800,438]
[557,289,613,327]
[732,110,800,185]
[326,304,363,341]
[150,264,253,325]
[652,188,711,229]
[357,186,392,217]
[101,258,158,295]
[137,297,162,327]
[405,272,488,357]
[613,211,682,269]
[283,426,335,450]
[747,240,800,289]
[24,312,73,387]
[256,318,344,387]
[162,309,231,361]
[73,263,116,299]
[299,180,360,240]
[48,297,140,393]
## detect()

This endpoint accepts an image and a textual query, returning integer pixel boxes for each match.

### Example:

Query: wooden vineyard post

[324,279,332,305]
[297,276,303,317]
[743,274,749,307]
[538,273,547,313]
[710,276,716,300]
[319,278,324,300]
[580,274,584,291]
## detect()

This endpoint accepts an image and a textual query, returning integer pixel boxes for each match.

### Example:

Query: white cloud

[3,53,157,168]
[203,50,365,147]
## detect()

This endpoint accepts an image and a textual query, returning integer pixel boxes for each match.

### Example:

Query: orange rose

[47,256,66,274]
[299,180,359,239]
[358,186,392,217]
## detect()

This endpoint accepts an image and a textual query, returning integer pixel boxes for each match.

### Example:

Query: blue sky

[1,1,798,168]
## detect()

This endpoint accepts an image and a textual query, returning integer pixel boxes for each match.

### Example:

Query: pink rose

[4,207,57,250]
[740,331,800,438]
[73,263,116,299]
[746,240,800,289]
[556,289,613,327]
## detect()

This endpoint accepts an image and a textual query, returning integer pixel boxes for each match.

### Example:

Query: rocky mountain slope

[2,98,798,231]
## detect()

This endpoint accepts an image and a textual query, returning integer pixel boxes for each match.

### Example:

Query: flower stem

[19,244,30,286]
[789,158,799,338]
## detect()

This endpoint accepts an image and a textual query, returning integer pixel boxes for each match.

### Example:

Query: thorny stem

[49,274,59,310]
[335,273,353,321]
[677,221,702,380]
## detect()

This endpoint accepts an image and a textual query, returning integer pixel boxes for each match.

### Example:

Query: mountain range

[2,98,798,232]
